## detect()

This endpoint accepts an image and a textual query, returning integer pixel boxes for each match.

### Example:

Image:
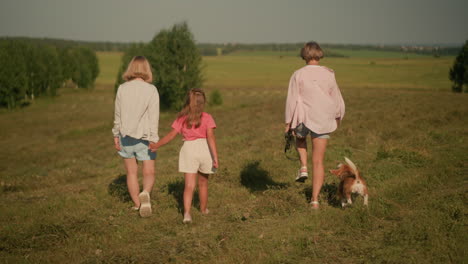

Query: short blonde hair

[123,56,153,83]
[300,42,324,62]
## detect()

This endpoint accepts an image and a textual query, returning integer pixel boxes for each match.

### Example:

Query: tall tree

[149,22,203,110]
[115,22,203,110]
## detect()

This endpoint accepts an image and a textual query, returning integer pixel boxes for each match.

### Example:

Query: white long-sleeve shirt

[112,80,160,142]
[285,65,345,134]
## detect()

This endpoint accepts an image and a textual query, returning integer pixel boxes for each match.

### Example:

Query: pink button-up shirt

[285,65,345,134]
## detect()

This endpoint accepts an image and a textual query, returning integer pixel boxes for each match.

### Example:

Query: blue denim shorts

[294,123,330,139]
[118,136,156,161]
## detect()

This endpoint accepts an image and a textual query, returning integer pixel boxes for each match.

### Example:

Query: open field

[0,51,467,263]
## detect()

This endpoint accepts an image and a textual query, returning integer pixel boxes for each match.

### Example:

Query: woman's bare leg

[311,137,328,206]
[296,137,308,168]
[124,158,140,207]
[141,160,155,193]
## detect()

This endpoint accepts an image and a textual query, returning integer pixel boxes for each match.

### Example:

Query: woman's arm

[285,72,299,126]
[112,88,121,150]
[149,128,178,152]
[148,88,160,143]
[206,127,218,168]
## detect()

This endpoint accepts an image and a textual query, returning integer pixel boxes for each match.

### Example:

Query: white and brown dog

[330,157,368,208]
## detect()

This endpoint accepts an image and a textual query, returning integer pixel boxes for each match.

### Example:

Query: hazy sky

[0,0,467,45]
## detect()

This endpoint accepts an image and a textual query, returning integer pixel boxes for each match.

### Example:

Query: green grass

[0,52,466,263]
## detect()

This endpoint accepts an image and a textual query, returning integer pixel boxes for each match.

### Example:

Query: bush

[209,89,223,106]
[449,40,468,93]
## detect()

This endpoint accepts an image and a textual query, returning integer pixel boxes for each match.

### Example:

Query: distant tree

[25,43,63,98]
[41,44,63,96]
[449,40,468,93]
[58,47,76,86]
[69,47,99,89]
[80,47,99,82]
[0,40,28,108]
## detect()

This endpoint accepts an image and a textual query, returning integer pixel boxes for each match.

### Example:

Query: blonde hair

[122,56,153,83]
[177,88,206,128]
[300,42,324,62]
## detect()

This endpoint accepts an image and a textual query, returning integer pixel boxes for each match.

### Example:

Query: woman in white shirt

[112,56,160,217]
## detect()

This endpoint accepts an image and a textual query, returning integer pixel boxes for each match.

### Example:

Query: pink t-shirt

[171,112,216,141]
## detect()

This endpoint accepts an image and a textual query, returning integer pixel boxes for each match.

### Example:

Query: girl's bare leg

[142,160,155,193]
[124,158,140,207]
[198,173,209,213]
[311,137,328,206]
[184,173,197,215]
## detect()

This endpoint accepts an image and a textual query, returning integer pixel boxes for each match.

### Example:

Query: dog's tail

[344,157,362,183]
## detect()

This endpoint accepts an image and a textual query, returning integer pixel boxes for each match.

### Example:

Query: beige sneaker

[138,191,152,217]
[295,166,308,182]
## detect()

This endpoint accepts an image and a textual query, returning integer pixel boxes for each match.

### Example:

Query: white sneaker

[138,191,152,218]
[183,213,192,224]
[295,167,308,182]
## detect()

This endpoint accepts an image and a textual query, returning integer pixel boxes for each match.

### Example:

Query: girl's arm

[206,127,218,168]
[149,128,178,152]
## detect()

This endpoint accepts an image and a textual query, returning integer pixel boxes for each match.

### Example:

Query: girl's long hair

[177,88,206,128]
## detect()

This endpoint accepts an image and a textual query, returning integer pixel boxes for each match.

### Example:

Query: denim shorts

[118,136,157,161]
[294,123,330,139]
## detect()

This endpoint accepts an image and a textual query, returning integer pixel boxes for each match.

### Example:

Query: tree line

[4,37,460,57]
[0,39,99,109]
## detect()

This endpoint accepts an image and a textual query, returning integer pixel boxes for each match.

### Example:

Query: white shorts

[179,138,215,174]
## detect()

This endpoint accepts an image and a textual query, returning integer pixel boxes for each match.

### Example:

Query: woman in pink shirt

[150,89,218,223]
[285,42,345,209]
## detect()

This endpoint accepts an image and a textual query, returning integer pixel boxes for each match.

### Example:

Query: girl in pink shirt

[150,89,218,223]
[285,42,345,209]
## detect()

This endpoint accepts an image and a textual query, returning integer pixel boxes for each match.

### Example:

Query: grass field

[0,50,466,263]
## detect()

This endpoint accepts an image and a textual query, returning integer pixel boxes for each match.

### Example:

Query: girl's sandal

[131,206,140,211]
[201,209,210,215]
[310,201,320,210]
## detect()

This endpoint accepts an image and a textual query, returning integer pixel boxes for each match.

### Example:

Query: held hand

[148,142,158,153]
[114,137,121,151]
[212,158,219,169]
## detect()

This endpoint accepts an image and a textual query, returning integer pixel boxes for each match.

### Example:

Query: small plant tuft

[209,89,223,106]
